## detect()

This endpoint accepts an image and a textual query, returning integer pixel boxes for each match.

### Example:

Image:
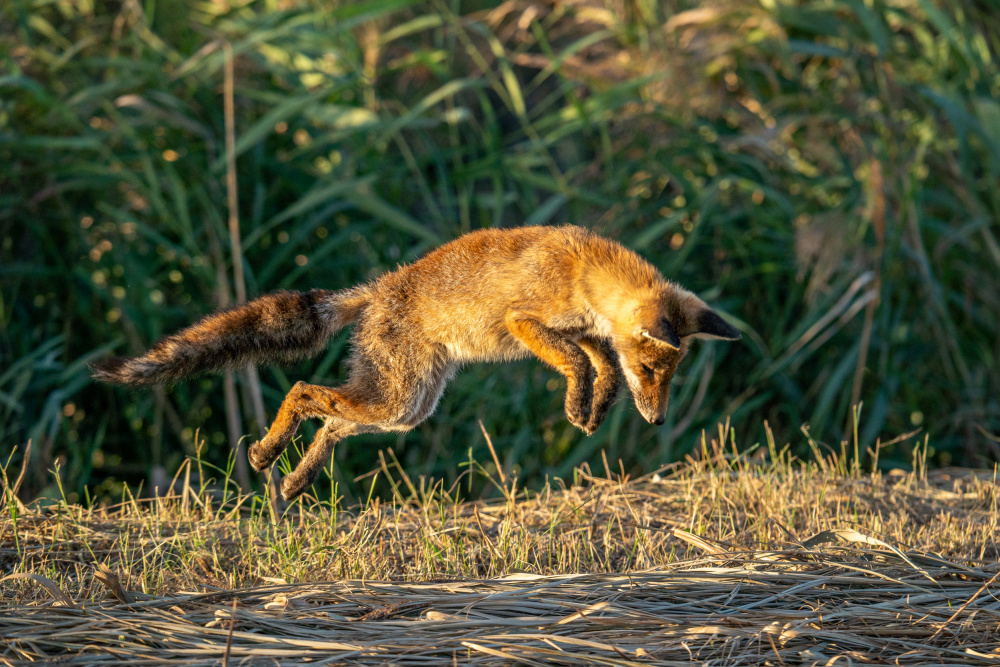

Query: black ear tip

[698,309,742,341]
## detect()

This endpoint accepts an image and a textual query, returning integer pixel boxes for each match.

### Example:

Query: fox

[93,225,741,500]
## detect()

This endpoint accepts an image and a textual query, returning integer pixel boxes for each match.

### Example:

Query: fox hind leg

[279,418,377,501]
[248,389,305,471]
[248,380,395,472]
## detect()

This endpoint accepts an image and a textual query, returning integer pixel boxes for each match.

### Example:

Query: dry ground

[1,441,999,665]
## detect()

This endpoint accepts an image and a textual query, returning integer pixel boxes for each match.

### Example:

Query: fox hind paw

[248,416,303,471]
[248,441,280,471]
[280,469,318,501]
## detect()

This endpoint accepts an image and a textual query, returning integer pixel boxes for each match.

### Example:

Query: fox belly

[386,362,459,431]
[442,329,533,363]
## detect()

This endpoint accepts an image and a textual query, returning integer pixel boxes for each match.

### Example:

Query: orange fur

[94,226,741,500]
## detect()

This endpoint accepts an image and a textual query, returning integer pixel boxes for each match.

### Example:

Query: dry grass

[2,436,999,664]
[4,549,1000,665]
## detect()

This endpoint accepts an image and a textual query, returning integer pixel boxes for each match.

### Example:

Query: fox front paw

[583,375,619,436]
[566,408,591,433]
[564,382,593,434]
[583,396,613,435]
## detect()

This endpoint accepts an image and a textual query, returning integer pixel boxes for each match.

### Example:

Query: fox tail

[91,289,366,386]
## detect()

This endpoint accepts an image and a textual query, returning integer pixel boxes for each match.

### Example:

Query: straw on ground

[1,444,998,664]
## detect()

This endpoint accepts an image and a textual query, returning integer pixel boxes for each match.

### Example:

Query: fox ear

[691,308,742,341]
[638,317,681,350]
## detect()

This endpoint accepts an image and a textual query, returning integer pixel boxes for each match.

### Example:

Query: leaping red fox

[93,226,741,500]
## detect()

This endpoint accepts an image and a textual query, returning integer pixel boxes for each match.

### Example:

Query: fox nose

[653,416,664,426]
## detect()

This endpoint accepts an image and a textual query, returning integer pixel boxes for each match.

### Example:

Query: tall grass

[1,0,998,499]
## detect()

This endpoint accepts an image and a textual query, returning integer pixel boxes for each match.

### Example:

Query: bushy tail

[92,289,366,386]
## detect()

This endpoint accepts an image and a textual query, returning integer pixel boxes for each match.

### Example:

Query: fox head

[613,288,741,425]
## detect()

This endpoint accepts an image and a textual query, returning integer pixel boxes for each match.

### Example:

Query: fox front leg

[576,336,621,435]
[504,311,594,433]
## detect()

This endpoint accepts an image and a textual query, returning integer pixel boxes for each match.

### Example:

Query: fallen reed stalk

[2,543,999,665]
[1,450,998,664]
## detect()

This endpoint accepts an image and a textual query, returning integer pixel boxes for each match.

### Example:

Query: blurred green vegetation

[2,0,999,503]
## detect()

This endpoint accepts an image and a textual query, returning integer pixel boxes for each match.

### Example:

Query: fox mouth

[636,405,665,425]
[642,412,665,426]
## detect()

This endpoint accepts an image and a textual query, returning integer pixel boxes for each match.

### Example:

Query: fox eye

[640,363,655,379]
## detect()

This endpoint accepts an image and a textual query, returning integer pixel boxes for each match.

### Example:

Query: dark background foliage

[2,0,998,503]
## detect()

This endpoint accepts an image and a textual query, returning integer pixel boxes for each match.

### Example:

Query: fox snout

[636,402,667,426]
[625,375,671,426]
[622,355,674,427]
